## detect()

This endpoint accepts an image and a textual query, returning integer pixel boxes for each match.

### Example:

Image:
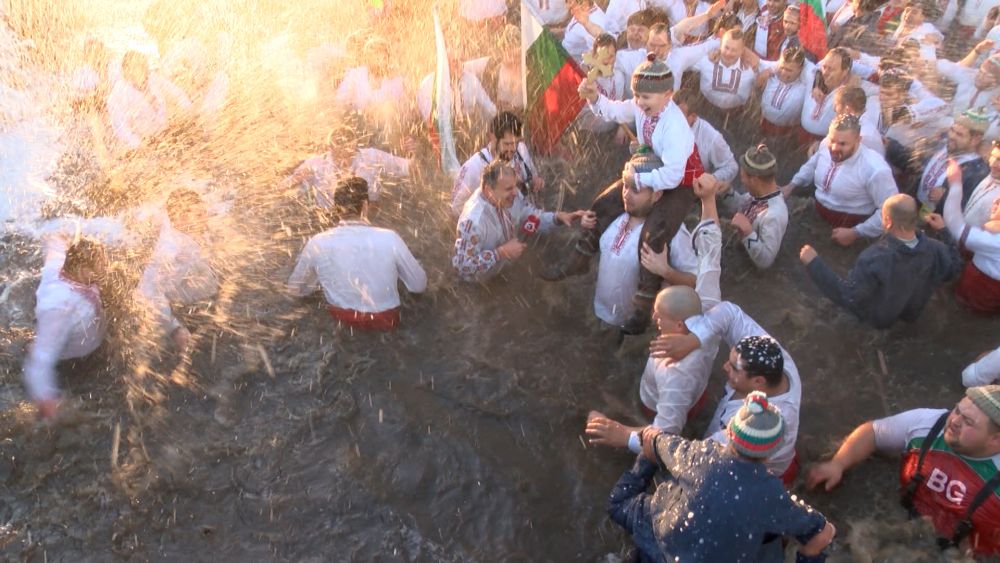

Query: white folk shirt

[605,0,648,35]
[417,69,497,129]
[23,238,106,402]
[563,6,609,62]
[963,345,1000,387]
[638,221,723,434]
[965,176,1000,228]
[294,149,410,207]
[963,224,1000,280]
[589,97,695,191]
[960,0,995,27]
[917,149,980,205]
[692,117,738,184]
[459,0,506,20]
[652,0,711,40]
[451,143,538,217]
[107,73,192,149]
[287,221,427,312]
[791,141,899,237]
[137,221,219,335]
[616,48,647,97]
[686,301,802,477]
[693,57,756,110]
[526,0,569,25]
[759,61,808,127]
[734,190,789,269]
[799,61,843,137]
[594,216,706,327]
[753,9,782,59]
[453,189,557,282]
[334,66,406,114]
[936,60,1000,117]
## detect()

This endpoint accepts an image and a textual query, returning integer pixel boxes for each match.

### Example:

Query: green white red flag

[798,0,829,60]
[431,8,460,175]
[521,0,585,155]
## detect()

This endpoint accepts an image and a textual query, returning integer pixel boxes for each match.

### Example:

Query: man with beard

[453,160,592,282]
[936,50,1000,118]
[782,113,899,246]
[807,386,1000,558]
[799,193,961,328]
[451,112,543,217]
[544,55,712,334]
[916,110,990,214]
[585,155,722,443]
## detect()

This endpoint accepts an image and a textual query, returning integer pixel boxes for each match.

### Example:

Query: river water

[0,1,995,561]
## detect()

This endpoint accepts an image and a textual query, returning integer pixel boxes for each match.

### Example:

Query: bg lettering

[926,468,968,504]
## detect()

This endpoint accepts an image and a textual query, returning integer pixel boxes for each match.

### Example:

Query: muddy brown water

[0,123,997,563]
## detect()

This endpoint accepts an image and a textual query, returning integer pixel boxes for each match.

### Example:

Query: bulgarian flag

[798,0,829,60]
[521,0,586,155]
[430,8,460,176]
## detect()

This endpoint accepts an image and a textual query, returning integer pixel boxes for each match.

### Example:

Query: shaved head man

[800,193,962,328]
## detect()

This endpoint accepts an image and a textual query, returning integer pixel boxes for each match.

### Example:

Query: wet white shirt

[790,141,899,237]
[459,0,506,20]
[594,217,705,327]
[638,221,723,434]
[417,69,497,129]
[964,176,1000,228]
[451,144,538,217]
[799,61,844,137]
[945,176,1000,280]
[137,221,219,335]
[287,221,426,312]
[589,97,695,191]
[525,0,569,25]
[652,0,711,40]
[963,345,1000,387]
[23,238,106,402]
[693,57,757,110]
[685,301,802,477]
[453,189,557,282]
[293,149,411,207]
[563,6,609,62]
[107,73,192,149]
[759,61,808,127]
[334,66,406,114]
[616,48,648,97]
[692,117,738,184]
[936,60,1000,117]
[605,0,647,35]
[733,190,789,269]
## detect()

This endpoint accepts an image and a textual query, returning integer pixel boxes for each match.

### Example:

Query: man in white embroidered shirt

[137,189,219,352]
[454,161,591,283]
[288,176,426,331]
[24,236,108,419]
[782,113,899,246]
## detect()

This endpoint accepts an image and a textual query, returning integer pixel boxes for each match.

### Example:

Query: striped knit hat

[956,107,990,135]
[967,385,1000,427]
[728,391,785,459]
[632,53,674,94]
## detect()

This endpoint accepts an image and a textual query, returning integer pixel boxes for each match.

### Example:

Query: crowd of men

[18,0,1000,560]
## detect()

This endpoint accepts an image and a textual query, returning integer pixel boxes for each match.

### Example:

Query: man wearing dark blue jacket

[799,193,962,329]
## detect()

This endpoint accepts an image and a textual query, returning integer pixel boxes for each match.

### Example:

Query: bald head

[883,193,918,232]
[654,285,702,327]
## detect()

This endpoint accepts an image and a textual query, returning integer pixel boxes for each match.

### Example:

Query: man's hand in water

[171,326,191,353]
[585,411,632,448]
[36,398,60,420]
[805,461,845,491]
[649,333,700,360]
